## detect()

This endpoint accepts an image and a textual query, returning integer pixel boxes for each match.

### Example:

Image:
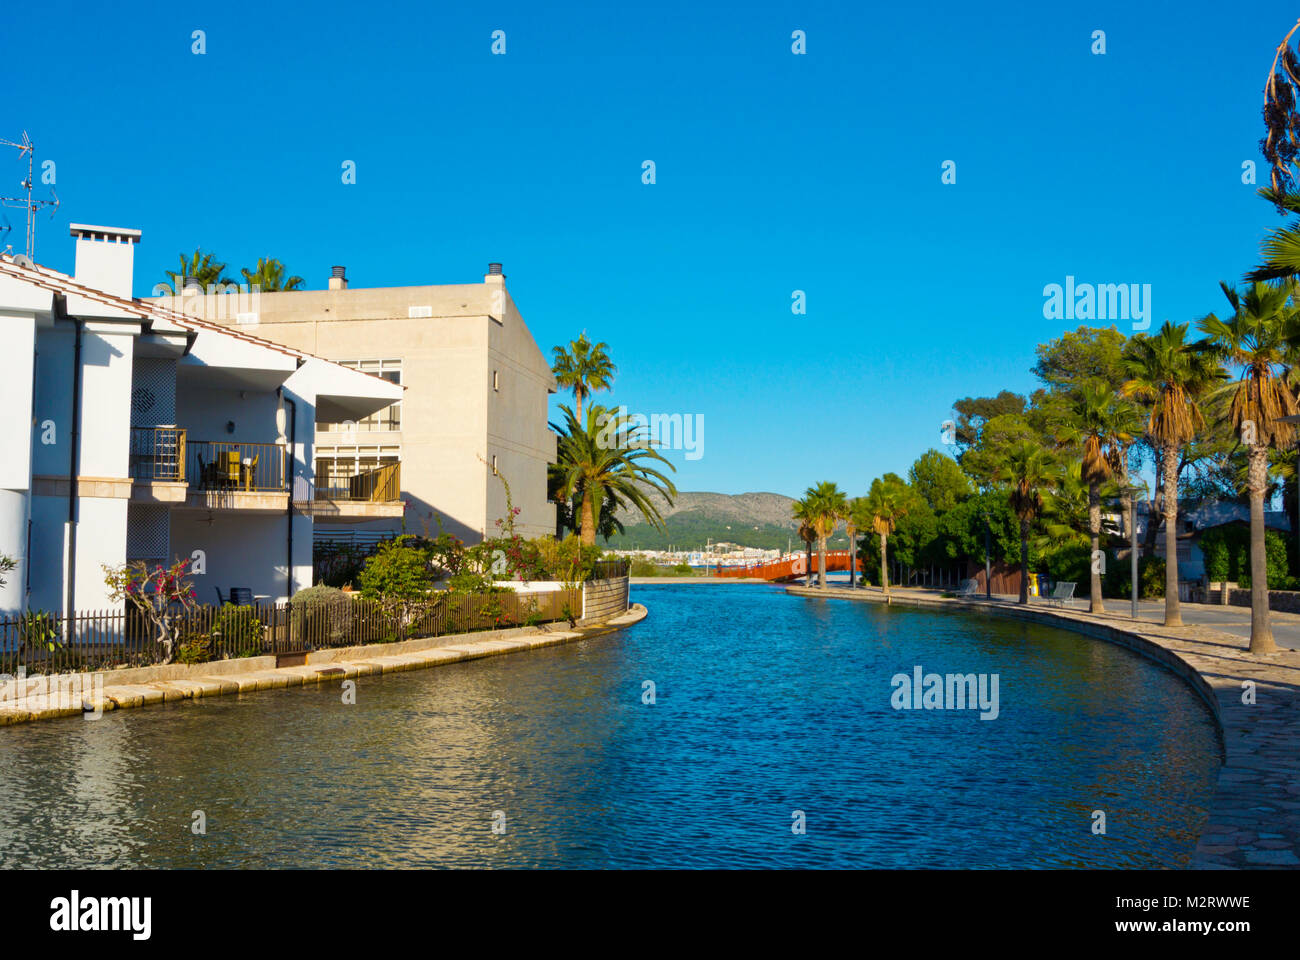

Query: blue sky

[5,0,1295,497]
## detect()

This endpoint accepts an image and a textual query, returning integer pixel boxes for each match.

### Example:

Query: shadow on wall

[392,494,482,544]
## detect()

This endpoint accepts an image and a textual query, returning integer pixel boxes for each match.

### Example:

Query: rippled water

[0,584,1221,868]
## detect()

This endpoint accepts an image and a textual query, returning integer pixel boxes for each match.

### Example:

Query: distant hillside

[602,491,853,552]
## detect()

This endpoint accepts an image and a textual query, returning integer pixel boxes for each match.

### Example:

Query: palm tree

[791,498,816,587]
[1198,282,1299,653]
[801,481,847,588]
[550,404,676,546]
[1248,188,1300,282]
[994,440,1056,604]
[165,249,232,292]
[1121,321,1225,626]
[551,333,616,421]
[844,496,868,588]
[1065,380,1136,614]
[240,258,304,292]
[864,478,908,602]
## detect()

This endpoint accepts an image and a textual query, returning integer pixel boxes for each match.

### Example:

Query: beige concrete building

[148,264,556,544]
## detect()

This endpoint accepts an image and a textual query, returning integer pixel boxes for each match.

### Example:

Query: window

[491,455,498,475]
[315,445,401,491]
[322,359,401,431]
[493,370,499,392]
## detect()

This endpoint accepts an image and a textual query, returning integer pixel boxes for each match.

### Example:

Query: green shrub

[212,605,264,658]
[1041,542,1091,596]
[1104,554,1165,599]
[630,558,660,577]
[291,585,353,646]
[175,633,212,664]
[1198,525,1292,588]
[672,562,694,575]
[1237,530,1291,590]
[358,536,434,598]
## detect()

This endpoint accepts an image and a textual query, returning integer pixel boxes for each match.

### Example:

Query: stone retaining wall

[582,576,629,623]
[1211,586,1300,614]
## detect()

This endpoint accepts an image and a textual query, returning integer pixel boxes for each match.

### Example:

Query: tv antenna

[0,131,60,260]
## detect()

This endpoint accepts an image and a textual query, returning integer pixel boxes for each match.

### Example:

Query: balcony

[129,427,188,503]
[189,440,286,492]
[296,463,404,519]
[187,440,288,512]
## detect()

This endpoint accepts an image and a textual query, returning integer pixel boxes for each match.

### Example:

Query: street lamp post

[1130,484,1139,621]
[982,511,992,600]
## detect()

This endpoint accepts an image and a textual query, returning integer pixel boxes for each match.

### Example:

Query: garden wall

[1211,585,1300,613]
[582,576,629,623]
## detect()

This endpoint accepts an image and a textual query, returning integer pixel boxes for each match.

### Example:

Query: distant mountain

[603,490,852,552]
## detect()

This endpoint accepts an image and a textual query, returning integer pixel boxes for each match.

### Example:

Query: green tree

[164,248,232,292]
[1121,321,1225,626]
[908,449,971,513]
[792,498,817,587]
[550,404,677,546]
[1061,380,1137,613]
[240,257,304,292]
[1198,281,1299,653]
[951,391,1026,454]
[959,413,1040,487]
[799,481,847,588]
[844,496,865,588]
[1033,325,1129,395]
[551,333,616,421]
[864,477,910,601]
[994,440,1057,604]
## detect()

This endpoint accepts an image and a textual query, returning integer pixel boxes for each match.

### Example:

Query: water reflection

[0,584,1221,868]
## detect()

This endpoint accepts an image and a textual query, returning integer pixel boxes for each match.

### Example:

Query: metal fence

[129,426,187,482]
[190,440,287,492]
[590,559,631,580]
[0,587,582,677]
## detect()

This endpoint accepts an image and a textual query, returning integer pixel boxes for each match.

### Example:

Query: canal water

[0,583,1221,868]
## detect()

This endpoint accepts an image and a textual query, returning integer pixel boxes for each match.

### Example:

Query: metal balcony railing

[129,427,187,482]
[189,441,287,493]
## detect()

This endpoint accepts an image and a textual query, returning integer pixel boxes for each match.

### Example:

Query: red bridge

[712,550,856,582]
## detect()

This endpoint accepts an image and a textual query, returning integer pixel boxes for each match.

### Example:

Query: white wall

[0,313,36,615]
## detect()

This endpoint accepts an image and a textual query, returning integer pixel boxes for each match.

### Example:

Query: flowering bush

[103,558,199,663]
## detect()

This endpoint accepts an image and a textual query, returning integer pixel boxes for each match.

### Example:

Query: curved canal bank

[0,582,1220,868]
[786,582,1300,869]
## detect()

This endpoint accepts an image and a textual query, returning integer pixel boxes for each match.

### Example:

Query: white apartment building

[0,225,402,617]
[156,264,558,544]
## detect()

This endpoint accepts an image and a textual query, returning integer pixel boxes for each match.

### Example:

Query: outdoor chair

[1042,581,1076,608]
[220,451,241,488]
[214,586,229,605]
[229,587,254,606]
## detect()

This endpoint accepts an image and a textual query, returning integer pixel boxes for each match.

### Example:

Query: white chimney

[70,223,141,299]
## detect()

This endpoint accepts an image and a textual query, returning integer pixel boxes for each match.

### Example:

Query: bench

[1040,581,1076,608]
[957,578,980,598]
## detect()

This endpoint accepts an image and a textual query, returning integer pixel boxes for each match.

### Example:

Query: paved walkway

[789,583,1300,870]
